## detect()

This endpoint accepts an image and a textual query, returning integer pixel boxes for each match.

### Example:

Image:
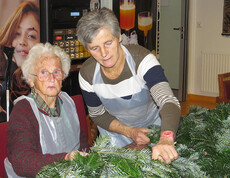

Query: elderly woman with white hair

[4,42,90,178]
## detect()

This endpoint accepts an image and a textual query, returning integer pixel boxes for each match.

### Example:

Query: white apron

[5,92,80,177]
[93,45,161,147]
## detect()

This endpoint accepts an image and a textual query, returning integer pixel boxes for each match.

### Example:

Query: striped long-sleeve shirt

[79,45,181,135]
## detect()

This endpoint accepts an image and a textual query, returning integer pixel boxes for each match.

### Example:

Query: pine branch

[37,103,230,178]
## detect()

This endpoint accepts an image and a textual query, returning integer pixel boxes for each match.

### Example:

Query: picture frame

[222,0,230,36]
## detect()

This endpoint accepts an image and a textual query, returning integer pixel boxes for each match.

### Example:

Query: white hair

[21,42,71,84]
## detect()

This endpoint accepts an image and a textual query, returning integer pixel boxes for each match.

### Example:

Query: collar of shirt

[30,87,61,117]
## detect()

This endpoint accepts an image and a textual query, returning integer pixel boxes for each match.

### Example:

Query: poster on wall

[222,0,230,35]
[0,0,40,76]
[0,0,40,122]
[113,0,160,56]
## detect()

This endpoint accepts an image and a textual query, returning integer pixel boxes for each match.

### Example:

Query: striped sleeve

[137,53,181,134]
[78,73,102,108]
[150,82,180,110]
[78,72,116,130]
[137,53,180,110]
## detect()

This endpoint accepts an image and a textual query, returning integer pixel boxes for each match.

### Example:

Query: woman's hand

[64,151,88,161]
[127,127,151,145]
[152,137,178,164]
[109,120,151,145]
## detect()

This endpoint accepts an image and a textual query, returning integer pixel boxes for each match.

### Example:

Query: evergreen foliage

[37,103,230,178]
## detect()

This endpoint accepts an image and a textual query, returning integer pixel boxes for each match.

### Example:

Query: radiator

[201,51,230,93]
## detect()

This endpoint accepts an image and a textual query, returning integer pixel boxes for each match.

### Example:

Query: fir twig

[37,103,230,178]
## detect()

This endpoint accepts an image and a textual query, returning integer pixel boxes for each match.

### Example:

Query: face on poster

[0,0,40,75]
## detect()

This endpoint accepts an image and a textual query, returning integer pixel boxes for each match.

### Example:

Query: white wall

[187,0,230,97]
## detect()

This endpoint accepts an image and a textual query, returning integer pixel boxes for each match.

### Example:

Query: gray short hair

[21,42,71,84]
[76,7,121,48]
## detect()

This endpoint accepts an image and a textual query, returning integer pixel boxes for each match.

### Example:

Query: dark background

[39,0,158,96]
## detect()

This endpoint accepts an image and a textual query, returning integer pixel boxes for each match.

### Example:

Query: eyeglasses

[31,69,64,81]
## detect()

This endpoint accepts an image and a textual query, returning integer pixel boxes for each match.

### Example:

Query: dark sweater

[6,99,90,177]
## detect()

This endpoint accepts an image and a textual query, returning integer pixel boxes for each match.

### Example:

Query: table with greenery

[37,103,230,178]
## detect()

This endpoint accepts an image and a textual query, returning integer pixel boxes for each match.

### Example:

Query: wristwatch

[161,131,175,141]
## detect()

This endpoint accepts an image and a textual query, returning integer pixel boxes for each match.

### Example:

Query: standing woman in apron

[77,7,181,164]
